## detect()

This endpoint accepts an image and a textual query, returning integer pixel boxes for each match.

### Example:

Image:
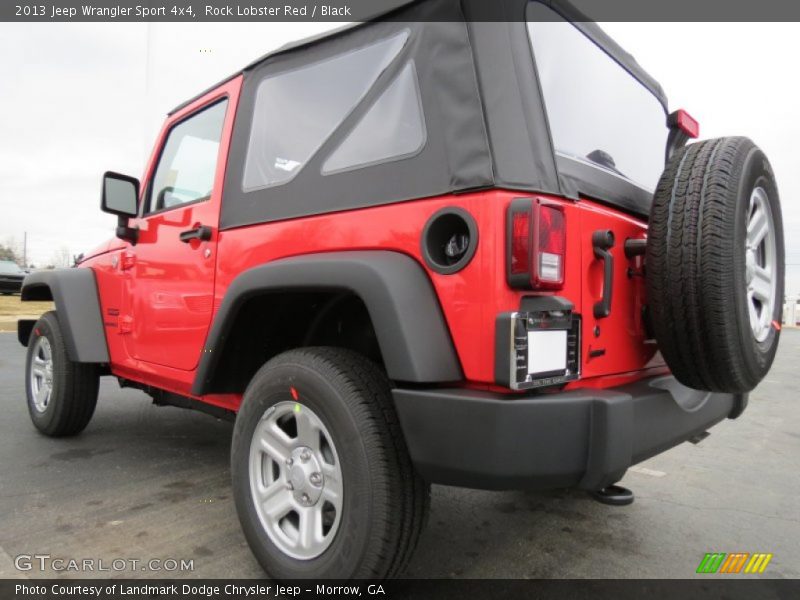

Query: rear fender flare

[192,251,462,395]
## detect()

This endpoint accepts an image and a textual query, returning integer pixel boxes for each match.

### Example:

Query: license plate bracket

[495,308,581,390]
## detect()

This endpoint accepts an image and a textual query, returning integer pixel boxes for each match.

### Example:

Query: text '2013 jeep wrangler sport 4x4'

[18,0,785,580]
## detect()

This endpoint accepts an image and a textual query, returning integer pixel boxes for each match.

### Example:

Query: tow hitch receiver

[689,431,711,445]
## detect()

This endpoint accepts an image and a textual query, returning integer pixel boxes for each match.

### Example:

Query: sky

[0,20,798,295]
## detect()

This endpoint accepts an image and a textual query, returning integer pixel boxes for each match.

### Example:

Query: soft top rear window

[527,2,668,192]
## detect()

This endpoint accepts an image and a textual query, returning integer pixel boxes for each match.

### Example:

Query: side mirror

[101,171,139,244]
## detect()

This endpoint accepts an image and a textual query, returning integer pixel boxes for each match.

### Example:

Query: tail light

[667,109,699,160]
[507,198,566,290]
[669,108,699,139]
[510,211,531,275]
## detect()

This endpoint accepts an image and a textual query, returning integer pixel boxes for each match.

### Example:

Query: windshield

[527,3,668,191]
[0,261,23,275]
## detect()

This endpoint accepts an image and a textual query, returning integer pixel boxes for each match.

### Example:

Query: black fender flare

[19,268,109,363]
[192,251,462,395]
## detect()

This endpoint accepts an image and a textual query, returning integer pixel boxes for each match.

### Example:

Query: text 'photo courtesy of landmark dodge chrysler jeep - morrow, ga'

[17,0,785,580]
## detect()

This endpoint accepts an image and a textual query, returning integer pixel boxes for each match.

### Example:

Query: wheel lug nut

[301,493,310,505]
[309,473,322,486]
[286,457,293,466]
[286,482,294,490]
[300,451,310,462]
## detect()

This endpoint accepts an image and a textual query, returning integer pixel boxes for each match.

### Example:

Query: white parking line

[629,466,667,478]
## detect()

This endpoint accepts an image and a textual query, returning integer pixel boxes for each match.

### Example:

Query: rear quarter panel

[214,190,662,388]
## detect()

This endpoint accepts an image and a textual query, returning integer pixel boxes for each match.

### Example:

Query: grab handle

[592,229,615,319]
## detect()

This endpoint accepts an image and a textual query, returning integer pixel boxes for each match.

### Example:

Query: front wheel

[231,347,429,579]
[25,311,99,436]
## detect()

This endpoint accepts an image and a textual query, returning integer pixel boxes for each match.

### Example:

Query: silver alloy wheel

[745,186,778,343]
[29,336,54,413]
[249,400,343,560]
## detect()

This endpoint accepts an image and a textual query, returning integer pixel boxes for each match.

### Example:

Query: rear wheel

[25,311,100,436]
[646,137,784,392]
[231,347,429,579]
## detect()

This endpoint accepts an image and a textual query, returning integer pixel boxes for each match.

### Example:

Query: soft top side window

[527,2,667,192]
[322,61,426,175]
[145,99,228,215]
[242,31,409,192]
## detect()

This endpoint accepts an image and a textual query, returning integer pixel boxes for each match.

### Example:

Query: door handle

[179,225,212,243]
[592,229,615,319]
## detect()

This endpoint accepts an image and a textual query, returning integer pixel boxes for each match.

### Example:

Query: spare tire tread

[646,137,784,393]
[697,139,747,388]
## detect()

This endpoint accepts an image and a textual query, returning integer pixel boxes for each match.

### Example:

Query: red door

[121,81,239,372]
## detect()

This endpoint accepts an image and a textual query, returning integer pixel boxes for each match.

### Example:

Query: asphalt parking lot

[0,331,797,579]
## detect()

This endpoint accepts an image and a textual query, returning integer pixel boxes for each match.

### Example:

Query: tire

[231,347,430,579]
[646,137,785,393]
[25,311,100,436]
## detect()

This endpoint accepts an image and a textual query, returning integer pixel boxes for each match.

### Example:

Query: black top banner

[5,0,800,22]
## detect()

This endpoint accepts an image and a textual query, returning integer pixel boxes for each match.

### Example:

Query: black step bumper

[392,376,746,491]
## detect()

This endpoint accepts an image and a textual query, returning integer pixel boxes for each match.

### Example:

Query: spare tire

[646,137,784,393]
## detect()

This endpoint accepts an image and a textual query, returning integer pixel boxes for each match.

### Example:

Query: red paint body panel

[82,75,664,412]
[213,191,662,389]
[575,200,661,380]
[85,76,243,397]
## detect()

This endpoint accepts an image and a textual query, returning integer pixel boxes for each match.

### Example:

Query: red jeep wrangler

[18,0,784,580]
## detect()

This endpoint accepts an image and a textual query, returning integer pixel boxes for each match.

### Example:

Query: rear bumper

[392,376,746,491]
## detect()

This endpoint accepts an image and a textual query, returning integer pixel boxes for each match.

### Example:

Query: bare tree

[1,236,22,263]
[0,243,20,263]
[50,246,72,268]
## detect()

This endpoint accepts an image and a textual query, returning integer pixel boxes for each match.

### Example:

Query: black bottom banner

[3,579,798,600]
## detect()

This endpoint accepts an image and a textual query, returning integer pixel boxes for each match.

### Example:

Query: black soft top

[171,0,667,115]
[172,0,670,229]
[252,0,667,106]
